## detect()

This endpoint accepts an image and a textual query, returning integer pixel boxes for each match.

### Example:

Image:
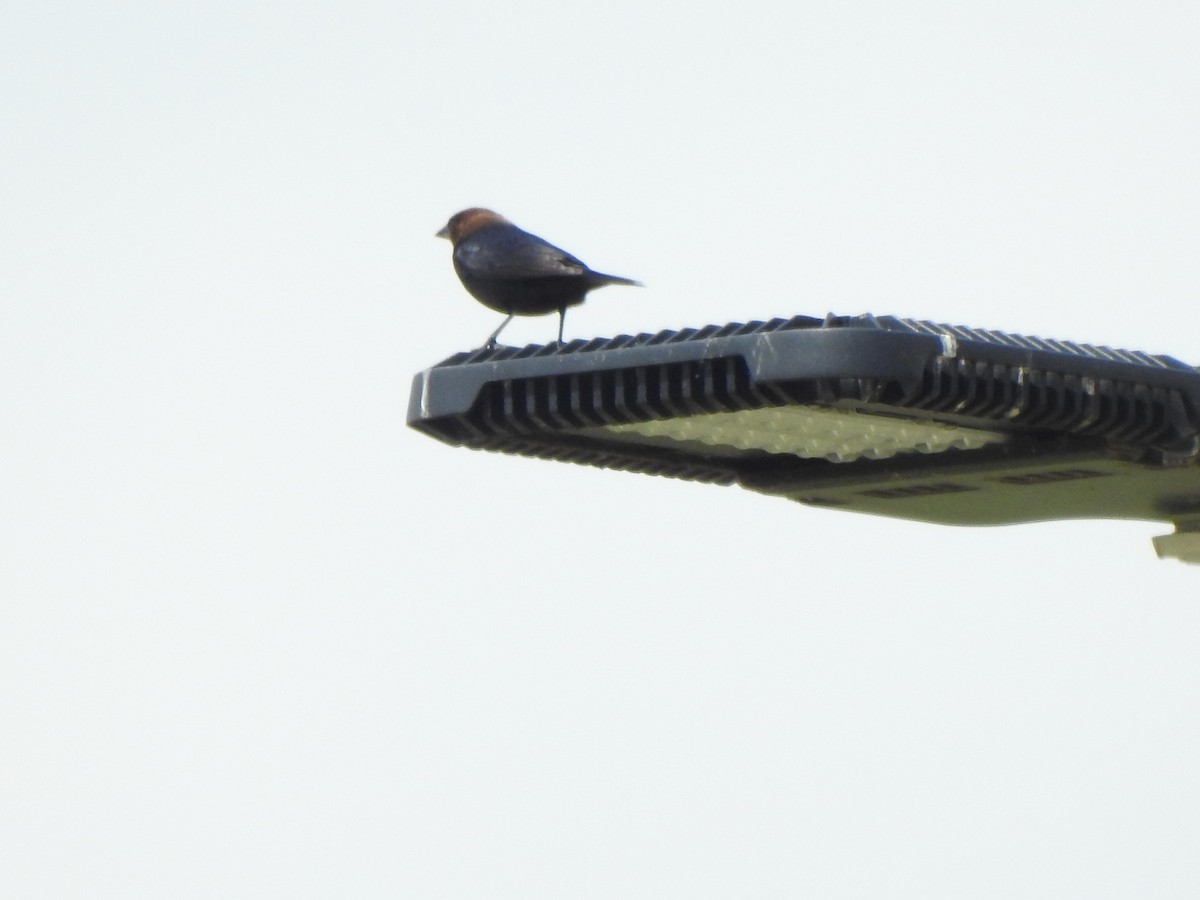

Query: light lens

[587,406,1010,463]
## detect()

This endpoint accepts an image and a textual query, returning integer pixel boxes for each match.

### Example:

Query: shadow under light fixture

[408,314,1200,563]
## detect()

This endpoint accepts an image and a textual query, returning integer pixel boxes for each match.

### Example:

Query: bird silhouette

[437,208,640,347]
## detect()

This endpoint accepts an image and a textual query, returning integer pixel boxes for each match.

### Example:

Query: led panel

[589,405,1009,463]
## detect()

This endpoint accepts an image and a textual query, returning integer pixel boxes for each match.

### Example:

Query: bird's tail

[590,272,642,288]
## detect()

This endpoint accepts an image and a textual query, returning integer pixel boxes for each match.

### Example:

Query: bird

[436,208,640,348]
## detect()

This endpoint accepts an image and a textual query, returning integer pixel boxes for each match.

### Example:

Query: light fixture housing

[408,314,1200,562]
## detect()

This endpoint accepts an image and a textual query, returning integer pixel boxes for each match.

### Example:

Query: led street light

[409,314,1200,562]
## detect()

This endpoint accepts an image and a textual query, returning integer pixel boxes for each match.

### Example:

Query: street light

[408,313,1200,563]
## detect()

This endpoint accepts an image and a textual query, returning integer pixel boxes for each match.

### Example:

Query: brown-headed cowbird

[436,208,640,347]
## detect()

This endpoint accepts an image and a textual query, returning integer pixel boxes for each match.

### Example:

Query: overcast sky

[5,1,1200,897]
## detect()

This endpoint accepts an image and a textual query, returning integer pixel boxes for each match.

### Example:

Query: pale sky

[5,1,1200,896]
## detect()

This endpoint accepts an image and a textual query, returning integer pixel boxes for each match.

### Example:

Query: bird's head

[436,208,510,244]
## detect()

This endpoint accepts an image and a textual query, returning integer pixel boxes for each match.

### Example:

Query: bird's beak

[435,224,450,240]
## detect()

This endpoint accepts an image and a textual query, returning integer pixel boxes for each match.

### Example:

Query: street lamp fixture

[408,314,1200,563]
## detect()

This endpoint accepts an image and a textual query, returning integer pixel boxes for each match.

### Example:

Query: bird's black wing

[455,226,589,280]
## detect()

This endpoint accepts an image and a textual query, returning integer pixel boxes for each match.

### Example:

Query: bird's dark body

[452,222,635,315]
[437,208,639,346]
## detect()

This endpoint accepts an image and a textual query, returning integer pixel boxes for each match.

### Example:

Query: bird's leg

[557,308,566,345]
[484,313,515,349]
